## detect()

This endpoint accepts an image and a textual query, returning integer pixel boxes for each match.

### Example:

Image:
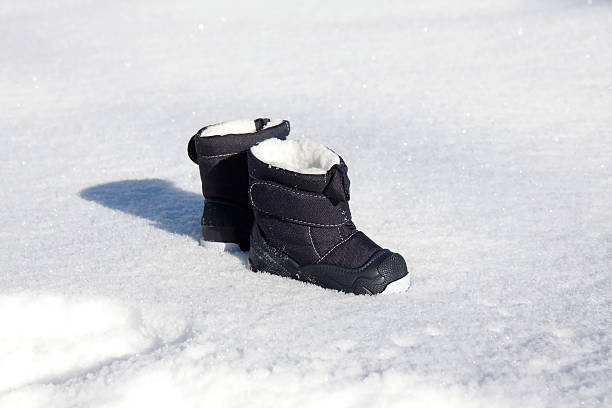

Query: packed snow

[1,0,611,407]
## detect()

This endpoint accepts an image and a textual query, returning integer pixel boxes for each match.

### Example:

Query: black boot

[188,118,290,250]
[247,138,410,294]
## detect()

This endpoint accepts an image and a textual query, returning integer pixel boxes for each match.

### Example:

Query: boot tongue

[323,161,350,203]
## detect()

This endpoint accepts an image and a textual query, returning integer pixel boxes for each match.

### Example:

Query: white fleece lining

[199,119,284,137]
[251,138,340,175]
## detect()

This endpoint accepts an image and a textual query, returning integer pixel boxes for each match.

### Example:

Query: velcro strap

[249,181,351,227]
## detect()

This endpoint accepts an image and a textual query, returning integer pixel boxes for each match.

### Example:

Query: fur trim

[199,119,283,137]
[251,138,340,175]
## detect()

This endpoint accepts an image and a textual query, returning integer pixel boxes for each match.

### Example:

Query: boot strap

[188,120,290,164]
[249,181,351,227]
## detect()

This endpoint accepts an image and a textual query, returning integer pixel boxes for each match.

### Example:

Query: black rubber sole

[248,226,409,295]
[201,225,250,251]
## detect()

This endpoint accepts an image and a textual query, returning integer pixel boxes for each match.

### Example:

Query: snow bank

[0,293,152,393]
[1,341,516,408]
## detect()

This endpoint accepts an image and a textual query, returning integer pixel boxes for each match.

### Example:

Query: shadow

[80,179,202,239]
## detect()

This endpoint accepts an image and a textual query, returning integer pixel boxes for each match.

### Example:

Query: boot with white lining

[247,138,410,295]
[187,118,290,250]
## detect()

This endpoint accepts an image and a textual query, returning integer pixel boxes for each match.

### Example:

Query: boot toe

[351,251,410,295]
[378,253,411,294]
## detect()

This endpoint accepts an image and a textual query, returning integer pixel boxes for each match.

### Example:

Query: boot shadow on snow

[80,179,247,262]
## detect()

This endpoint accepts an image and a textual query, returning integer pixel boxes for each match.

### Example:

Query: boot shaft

[188,118,290,207]
[188,118,289,249]
[246,138,409,294]
[248,139,380,268]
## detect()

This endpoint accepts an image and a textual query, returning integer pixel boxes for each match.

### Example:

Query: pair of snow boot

[188,118,409,295]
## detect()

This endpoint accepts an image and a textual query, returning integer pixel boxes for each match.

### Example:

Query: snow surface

[1,0,611,407]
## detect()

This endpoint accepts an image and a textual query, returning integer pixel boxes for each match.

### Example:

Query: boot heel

[201,226,249,251]
[249,226,299,279]
[201,199,252,251]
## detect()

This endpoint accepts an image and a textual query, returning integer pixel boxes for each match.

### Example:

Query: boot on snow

[188,118,290,250]
[247,138,410,294]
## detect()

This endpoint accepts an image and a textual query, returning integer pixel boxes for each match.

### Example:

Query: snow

[1,0,611,407]
[0,293,151,392]
[382,272,412,294]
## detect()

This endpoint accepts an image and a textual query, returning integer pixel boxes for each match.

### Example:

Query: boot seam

[198,152,240,159]
[308,227,320,259]
[316,231,358,264]
[249,182,350,227]
[251,209,349,228]
[251,181,329,199]
[204,197,250,212]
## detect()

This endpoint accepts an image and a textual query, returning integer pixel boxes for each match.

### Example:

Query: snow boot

[188,118,290,250]
[247,138,410,295]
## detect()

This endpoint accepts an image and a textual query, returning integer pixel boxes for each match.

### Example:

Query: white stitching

[251,181,328,199]
[308,227,320,258]
[337,226,343,240]
[198,152,239,159]
[248,183,349,227]
[251,206,348,227]
[316,231,358,264]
